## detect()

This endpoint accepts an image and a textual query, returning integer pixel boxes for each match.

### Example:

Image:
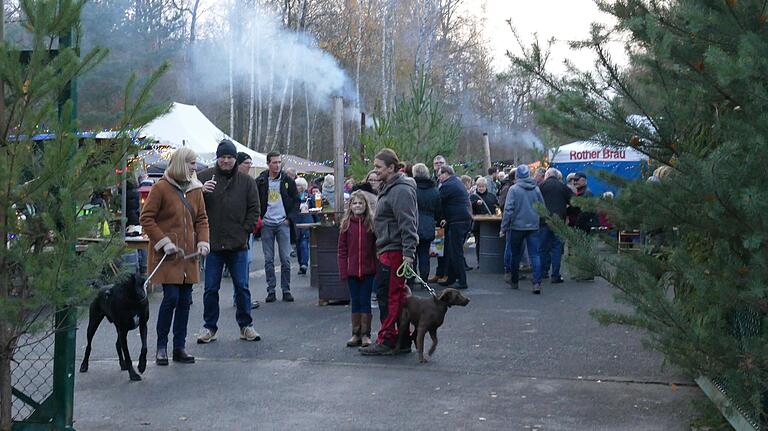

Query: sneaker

[359,342,394,356]
[197,328,217,344]
[240,326,261,341]
[282,292,294,302]
[532,283,542,295]
[551,276,564,284]
[503,272,512,283]
[265,292,277,303]
[251,300,260,309]
[298,265,307,275]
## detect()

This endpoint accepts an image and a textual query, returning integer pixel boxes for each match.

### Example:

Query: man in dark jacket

[360,149,419,356]
[538,168,573,284]
[413,163,442,282]
[437,165,472,289]
[197,140,261,343]
[256,151,300,303]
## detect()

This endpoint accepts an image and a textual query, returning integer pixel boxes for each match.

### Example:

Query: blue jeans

[261,222,292,293]
[415,239,432,281]
[538,224,563,278]
[347,275,374,313]
[296,228,310,267]
[204,249,252,331]
[156,284,193,350]
[445,221,471,286]
[505,230,542,284]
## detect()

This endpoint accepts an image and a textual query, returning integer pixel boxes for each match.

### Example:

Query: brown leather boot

[360,313,372,347]
[346,313,362,347]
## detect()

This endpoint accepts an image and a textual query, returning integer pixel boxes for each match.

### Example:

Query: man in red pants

[360,148,418,356]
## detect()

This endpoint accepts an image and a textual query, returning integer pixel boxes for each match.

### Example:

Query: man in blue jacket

[437,165,472,289]
[501,165,545,294]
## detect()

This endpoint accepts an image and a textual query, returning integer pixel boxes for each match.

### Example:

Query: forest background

[3,0,549,166]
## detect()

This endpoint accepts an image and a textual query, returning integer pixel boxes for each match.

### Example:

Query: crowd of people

[138,140,598,364]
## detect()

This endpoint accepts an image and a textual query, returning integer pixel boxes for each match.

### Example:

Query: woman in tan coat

[140,147,209,366]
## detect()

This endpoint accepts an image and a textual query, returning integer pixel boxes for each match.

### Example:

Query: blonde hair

[460,175,473,189]
[340,191,374,233]
[166,148,197,182]
[475,177,488,186]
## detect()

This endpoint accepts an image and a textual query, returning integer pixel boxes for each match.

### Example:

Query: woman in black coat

[470,177,499,268]
[413,164,442,281]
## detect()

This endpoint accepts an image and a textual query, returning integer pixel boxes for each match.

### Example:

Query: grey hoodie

[374,172,419,259]
[501,177,544,232]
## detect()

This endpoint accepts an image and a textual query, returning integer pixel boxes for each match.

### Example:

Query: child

[338,191,377,347]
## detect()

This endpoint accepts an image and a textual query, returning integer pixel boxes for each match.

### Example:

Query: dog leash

[143,253,168,292]
[396,261,437,298]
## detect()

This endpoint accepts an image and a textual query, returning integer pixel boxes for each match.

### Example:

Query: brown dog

[397,288,470,363]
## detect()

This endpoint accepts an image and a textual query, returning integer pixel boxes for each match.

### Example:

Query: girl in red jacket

[338,191,377,347]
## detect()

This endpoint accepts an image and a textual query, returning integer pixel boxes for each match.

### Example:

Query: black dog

[79,273,149,381]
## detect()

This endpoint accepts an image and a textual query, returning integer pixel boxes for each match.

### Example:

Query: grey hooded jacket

[374,172,419,259]
[501,177,545,232]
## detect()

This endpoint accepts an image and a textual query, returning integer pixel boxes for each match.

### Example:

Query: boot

[360,313,372,347]
[155,347,168,366]
[346,313,362,347]
[172,348,195,364]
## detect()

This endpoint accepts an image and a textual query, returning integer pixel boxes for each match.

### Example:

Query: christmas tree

[515,0,767,426]
[0,1,167,428]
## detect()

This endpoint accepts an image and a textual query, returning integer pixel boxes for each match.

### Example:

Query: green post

[51,309,76,431]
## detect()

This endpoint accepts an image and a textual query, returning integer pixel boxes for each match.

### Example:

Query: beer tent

[137,102,267,168]
[550,140,649,196]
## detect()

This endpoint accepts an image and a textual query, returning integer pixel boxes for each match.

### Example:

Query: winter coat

[338,216,378,280]
[470,190,498,216]
[256,170,300,224]
[197,165,260,252]
[415,177,442,242]
[374,172,419,259]
[438,175,472,224]
[125,180,141,226]
[140,174,210,285]
[501,177,545,232]
[571,188,599,232]
[293,191,319,225]
[497,177,513,209]
[539,177,574,221]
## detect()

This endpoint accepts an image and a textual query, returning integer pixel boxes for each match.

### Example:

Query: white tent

[137,102,267,168]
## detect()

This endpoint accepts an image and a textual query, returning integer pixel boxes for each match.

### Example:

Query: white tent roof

[550,140,647,164]
[137,102,267,168]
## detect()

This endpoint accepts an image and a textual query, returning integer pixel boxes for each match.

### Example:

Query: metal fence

[11,308,76,431]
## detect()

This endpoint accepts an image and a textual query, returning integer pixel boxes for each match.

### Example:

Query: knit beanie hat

[236,151,252,165]
[216,139,237,158]
[516,164,530,179]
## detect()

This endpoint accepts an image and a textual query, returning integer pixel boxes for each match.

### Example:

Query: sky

[475,0,628,74]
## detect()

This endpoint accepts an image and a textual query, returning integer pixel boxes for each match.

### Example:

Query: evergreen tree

[514,0,767,424]
[352,69,461,178]
[0,1,167,428]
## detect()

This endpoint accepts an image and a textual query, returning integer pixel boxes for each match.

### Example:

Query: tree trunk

[286,81,295,155]
[247,10,256,149]
[380,0,387,114]
[304,83,311,158]
[354,0,364,130]
[228,26,235,138]
[270,75,291,151]
[186,0,201,104]
[265,44,276,148]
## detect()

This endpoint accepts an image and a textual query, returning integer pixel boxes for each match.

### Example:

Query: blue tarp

[550,141,649,197]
